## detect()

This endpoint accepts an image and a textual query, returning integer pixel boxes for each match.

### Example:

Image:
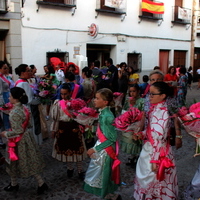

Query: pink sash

[8,106,30,161]
[0,74,10,86]
[141,83,150,98]
[15,79,28,87]
[59,99,72,118]
[97,125,121,184]
[72,84,80,99]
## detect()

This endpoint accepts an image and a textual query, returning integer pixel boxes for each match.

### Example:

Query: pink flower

[69,98,86,111]
[39,90,49,97]
[78,107,98,118]
[113,92,121,96]
[189,102,200,118]
[114,107,143,131]
[178,106,189,117]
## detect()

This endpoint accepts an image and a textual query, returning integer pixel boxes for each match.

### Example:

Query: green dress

[84,107,119,198]
[121,97,144,155]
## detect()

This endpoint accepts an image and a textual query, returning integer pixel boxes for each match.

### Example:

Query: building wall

[21,0,193,75]
[0,0,22,79]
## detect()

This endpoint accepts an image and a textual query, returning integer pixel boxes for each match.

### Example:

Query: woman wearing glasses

[15,64,42,145]
[134,82,178,199]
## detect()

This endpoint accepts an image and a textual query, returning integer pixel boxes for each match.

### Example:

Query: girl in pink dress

[134,82,178,200]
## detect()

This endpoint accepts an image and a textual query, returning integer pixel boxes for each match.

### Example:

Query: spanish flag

[142,0,164,14]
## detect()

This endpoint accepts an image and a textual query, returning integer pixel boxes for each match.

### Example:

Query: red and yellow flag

[141,0,164,14]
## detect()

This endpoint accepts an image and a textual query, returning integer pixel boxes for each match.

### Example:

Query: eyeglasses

[149,93,161,97]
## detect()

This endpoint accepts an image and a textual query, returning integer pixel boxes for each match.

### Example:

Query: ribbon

[8,106,30,161]
[156,149,174,181]
[14,79,28,87]
[0,74,11,86]
[97,125,121,184]
[59,100,72,118]
[72,84,80,99]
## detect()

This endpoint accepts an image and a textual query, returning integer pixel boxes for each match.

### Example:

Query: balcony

[171,6,191,25]
[36,0,76,13]
[95,0,126,21]
[0,0,8,14]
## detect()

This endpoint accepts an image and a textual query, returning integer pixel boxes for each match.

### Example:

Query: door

[159,50,169,75]
[173,50,186,68]
[127,53,142,72]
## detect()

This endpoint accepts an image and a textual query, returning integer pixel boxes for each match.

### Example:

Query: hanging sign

[88,23,98,39]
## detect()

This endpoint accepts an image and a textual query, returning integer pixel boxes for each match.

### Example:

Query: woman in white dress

[134,82,178,200]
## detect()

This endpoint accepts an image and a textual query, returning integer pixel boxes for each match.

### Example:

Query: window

[95,0,126,16]
[0,0,7,13]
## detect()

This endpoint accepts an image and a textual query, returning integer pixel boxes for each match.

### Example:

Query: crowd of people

[0,58,197,199]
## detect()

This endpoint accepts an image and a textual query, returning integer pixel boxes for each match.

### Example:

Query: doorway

[87,44,112,67]
[159,50,169,74]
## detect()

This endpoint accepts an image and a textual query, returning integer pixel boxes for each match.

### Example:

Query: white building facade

[1,0,194,77]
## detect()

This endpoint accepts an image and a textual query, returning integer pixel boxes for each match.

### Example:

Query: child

[0,87,47,194]
[84,88,121,199]
[51,83,87,180]
[133,82,178,199]
[121,84,144,167]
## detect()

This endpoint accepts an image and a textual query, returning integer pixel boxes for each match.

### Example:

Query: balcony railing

[0,0,7,13]
[36,0,76,8]
[171,6,191,24]
[36,0,76,13]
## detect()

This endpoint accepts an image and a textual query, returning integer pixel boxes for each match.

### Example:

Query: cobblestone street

[0,83,200,200]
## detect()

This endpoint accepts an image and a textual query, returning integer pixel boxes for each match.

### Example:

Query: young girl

[134,82,178,199]
[0,87,47,194]
[121,84,144,167]
[84,88,120,199]
[50,83,87,180]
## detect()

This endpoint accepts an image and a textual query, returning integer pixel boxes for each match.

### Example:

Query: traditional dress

[177,75,188,107]
[5,103,45,178]
[15,78,42,145]
[121,98,144,155]
[51,99,87,162]
[134,101,178,200]
[84,107,120,198]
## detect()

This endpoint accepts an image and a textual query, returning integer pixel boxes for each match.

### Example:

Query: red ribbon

[59,100,72,118]
[8,106,30,161]
[0,74,10,86]
[14,79,28,87]
[156,149,175,181]
[97,125,121,184]
[72,84,80,99]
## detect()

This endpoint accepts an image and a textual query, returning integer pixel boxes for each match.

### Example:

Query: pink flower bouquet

[113,92,124,108]
[39,90,49,97]
[114,107,143,132]
[178,103,200,156]
[74,107,99,139]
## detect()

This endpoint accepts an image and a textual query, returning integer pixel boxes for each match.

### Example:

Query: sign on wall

[88,23,98,39]
[104,0,126,9]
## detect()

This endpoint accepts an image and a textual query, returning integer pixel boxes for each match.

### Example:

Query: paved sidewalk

[0,83,200,200]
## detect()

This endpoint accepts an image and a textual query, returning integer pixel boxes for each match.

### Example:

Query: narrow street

[0,83,200,200]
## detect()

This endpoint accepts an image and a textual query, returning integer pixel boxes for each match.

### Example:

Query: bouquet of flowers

[178,102,200,156]
[38,80,57,104]
[114,107,143,133]
[74,107,99,139]
[113,92,124,108]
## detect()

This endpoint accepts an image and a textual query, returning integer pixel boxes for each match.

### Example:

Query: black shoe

[4,183,19,192]
[67,169,74,178]
[78,171,85,181]
[37,182,48,195]
[0,157,5,165]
